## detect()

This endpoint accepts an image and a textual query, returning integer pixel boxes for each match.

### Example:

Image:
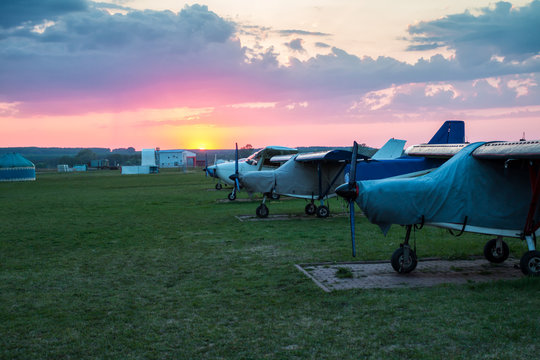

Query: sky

[1,0,539,150]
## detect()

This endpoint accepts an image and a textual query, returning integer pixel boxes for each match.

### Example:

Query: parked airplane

[336,139,540,276]
[239,120,466,218]
[239,139,402,218]
[205,144,298,200]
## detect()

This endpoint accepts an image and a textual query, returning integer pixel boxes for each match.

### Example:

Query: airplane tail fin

[371,138,407,160]
[427,120,465,144]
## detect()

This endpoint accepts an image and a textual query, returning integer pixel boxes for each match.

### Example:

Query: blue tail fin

[427,120,465,144]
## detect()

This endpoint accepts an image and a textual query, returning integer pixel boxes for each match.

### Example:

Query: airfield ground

[1,170,539,359]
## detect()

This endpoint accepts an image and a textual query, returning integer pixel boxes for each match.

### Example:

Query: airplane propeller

[335,141,359,257]
[204,152,209,177]
[229,142,241,191]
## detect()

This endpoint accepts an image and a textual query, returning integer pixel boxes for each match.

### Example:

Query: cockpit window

[245,149,262,166]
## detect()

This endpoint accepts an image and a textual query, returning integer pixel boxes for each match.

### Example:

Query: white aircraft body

[206,145,297,200]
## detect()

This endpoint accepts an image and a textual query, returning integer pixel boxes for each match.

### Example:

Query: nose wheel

[483,237,509,263]
[391,225,418,274]
[256,204,269,218]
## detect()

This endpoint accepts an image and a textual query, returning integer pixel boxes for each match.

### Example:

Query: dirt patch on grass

[296,258,523,292]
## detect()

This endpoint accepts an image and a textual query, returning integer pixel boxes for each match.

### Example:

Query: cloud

[0,1,539,124]
[0,4,242,113]
[285,38,305,52]
[315,42,331,48]
[0,0,89,29]
[407,0,540,66]
[278,29,330,37]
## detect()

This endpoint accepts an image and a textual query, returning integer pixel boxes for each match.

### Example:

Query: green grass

[1,170,539,359]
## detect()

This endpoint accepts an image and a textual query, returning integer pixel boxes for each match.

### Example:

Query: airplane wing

[472,140,540,159]
[406,140,540,159]
[294,149,370,162]
[269,154,296,163]
[260,146,298,158]
[404,143,468,158]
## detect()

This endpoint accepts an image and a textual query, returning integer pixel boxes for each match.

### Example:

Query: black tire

[391,247,418,274]
[520,250,540,276]
[215,183,222,190]
[256,204,269,218]
[228,192,236,201]
[316,205,330,218]
[305,203,317,215]
[483,238,510,263]
[271,193,280,200]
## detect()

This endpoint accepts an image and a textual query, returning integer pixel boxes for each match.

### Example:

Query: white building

[157,149,197,168]
[141,149,157,166]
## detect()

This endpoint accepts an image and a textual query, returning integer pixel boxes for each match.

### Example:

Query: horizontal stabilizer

[371,139,406,160]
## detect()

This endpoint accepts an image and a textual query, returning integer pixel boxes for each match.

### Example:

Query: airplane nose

[336,182,359,201]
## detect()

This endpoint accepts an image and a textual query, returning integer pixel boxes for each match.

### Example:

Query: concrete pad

[296,258,523,292]
[236,213,347,222]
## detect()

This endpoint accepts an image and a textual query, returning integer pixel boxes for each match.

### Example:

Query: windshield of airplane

[245,149,262,165]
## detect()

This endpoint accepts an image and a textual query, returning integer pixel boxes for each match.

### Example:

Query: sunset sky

[1,0,539,150]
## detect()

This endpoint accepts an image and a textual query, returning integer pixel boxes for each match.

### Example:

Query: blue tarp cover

[357,142,535,234]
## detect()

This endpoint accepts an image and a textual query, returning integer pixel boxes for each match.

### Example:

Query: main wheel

[271,193,280,200]
[256,204,269,218]
[483,238,510,263]
[305,203,317,215]
[215,183,222,190]
[520,250,540,276]
[316,205,330,218]
[228,192,236,201]
[391,247,418,274]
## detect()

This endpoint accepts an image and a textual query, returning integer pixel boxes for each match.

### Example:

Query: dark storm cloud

[407,0,540,66]
[0,0,90,29]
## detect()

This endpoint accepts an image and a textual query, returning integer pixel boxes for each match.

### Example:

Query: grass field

[1,170,539,359]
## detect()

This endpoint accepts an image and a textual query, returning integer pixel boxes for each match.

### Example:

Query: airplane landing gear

[520,250,540,276]
[305,202,317,215]
[316,205,329,218]
[391,225,418,274]
[391,246,418,273]
[256,204,269,218]
[228,191,236,201]
[215,183,222,190]
[483,237,509,263]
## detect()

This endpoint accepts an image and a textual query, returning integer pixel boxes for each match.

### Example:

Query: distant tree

[58,155,75,166]
[241,144,253,150]
[74,149,97,165]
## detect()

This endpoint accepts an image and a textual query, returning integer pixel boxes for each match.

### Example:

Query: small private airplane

[205,145,298,200]
[336,138,540,276]
[239,120,466,218]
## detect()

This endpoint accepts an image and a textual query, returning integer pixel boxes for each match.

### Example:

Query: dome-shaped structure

[0,153,36,182]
